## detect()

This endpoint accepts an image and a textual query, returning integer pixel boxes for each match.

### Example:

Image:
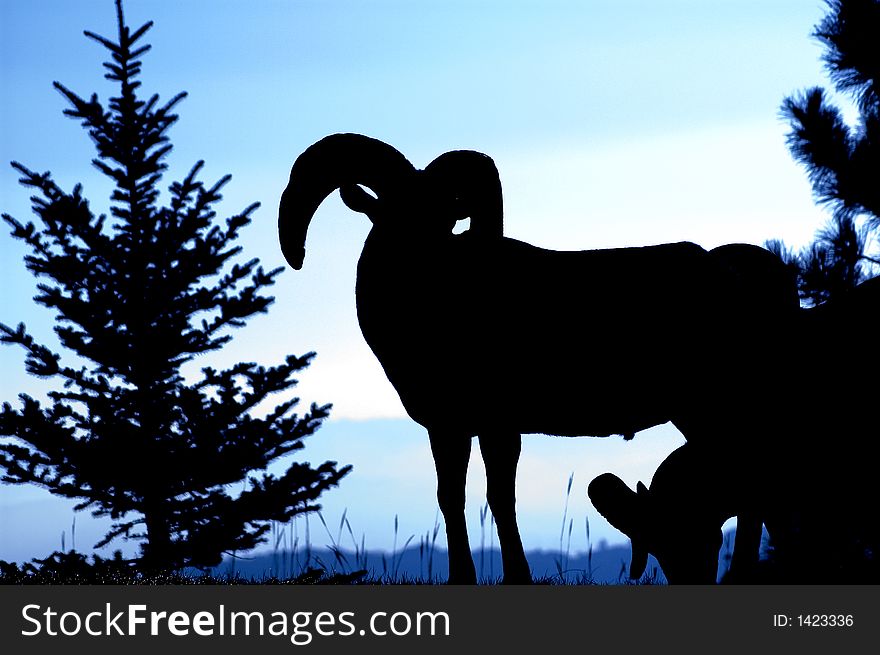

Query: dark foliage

[769,0,880,304]
[0,551,367,585]
[0,0,350,573]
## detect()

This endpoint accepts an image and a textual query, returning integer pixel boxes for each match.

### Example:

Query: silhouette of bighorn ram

[278,133,798,584]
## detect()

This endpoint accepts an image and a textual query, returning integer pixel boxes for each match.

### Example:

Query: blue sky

[1,0,839,564]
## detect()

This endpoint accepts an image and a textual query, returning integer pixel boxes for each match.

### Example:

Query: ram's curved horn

[588,473,649,580]
[424,150,503,238]
[278,133,415,269]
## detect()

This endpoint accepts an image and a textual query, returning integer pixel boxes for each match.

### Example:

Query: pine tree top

[3,0,283,387]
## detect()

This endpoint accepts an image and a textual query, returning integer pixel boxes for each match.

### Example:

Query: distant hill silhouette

[212,543,673,584]
[207,528,760,584]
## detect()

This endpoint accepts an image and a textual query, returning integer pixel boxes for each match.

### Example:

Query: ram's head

[588,447,726,584]
[278,133,503,270]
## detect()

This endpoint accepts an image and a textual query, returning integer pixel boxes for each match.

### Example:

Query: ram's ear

[339,184,380,220]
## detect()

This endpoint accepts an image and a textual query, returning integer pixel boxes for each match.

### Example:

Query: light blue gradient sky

[1,0,838,563]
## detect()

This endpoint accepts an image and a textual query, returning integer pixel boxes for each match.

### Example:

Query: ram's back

[356,234,744,436]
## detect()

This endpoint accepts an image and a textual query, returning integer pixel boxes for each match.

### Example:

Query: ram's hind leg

[480,432,532,584]
[728,511,762,582]
[429,430,477,584]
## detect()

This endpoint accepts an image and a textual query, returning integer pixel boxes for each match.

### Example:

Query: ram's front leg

[480,432,532,584]
[429,430,477,584]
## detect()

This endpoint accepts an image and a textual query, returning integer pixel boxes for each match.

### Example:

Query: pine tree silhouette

[0,0,350,574]
[767,0,880,305]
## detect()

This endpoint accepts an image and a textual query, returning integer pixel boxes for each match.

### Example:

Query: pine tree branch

[94,520,142,549]
[782,87,854,210]
[815,0,880,111]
